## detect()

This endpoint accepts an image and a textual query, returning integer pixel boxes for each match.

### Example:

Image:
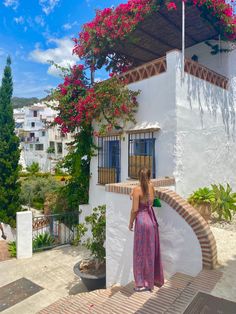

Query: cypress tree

[0,56,20,227]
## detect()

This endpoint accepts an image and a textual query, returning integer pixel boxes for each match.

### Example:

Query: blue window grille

[128,131,156,179]
[98,135,121,184]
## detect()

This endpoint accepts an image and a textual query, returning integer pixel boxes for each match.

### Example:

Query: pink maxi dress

[133,195,164,290]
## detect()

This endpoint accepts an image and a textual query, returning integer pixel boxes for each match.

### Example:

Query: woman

[129,168,164,291]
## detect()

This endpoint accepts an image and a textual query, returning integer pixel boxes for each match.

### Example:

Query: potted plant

[211,184,236,221]
[74,205,106,291]
[188,187,215,222]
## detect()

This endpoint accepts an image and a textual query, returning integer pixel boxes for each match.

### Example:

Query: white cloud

[3,0,19,10]
[62,23,72,30]
[0,48,5,57]
[29,37,78,77]
[35,15,45,27]
[39,0,60,15]
[14,16,24,24]
[62,21,78,30]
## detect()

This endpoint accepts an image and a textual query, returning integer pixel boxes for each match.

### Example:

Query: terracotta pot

[195,203,211,222]
[73,261,106,291]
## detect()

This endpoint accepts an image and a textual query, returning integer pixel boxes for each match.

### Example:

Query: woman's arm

[129,188,139,231]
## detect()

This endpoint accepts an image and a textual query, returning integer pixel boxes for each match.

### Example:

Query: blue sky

[0,0,123,98]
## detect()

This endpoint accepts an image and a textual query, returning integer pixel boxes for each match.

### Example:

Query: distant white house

[14,101,74,172]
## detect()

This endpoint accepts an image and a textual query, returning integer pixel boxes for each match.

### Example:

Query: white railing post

[16,211,33,259]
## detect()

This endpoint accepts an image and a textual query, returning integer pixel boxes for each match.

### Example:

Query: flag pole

[182,0,185,81]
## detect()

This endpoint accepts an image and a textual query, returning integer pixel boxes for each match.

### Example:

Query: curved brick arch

[106,180,217,270]
[155,188,217,269]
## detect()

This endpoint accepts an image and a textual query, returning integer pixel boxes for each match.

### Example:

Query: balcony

[119,52,229,90]
[24,137,40,143]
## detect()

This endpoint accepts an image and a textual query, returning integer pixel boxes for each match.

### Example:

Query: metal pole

[182,0,185,81]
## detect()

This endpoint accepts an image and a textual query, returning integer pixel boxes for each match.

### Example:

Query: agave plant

[188,187,215,206]
[211,184,236,221]
[33,232,55,251]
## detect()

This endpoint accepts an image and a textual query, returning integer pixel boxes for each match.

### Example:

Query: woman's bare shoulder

[133,186,141,194]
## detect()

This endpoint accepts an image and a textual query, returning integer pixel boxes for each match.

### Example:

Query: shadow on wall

[185,73,235,139]
[114,236,133,285]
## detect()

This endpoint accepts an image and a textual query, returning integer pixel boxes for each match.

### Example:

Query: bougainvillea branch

[53,65,139,136]
[73,0,236,72]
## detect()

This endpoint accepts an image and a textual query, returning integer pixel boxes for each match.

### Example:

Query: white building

[15,101,74,172]
[79,4,236,288]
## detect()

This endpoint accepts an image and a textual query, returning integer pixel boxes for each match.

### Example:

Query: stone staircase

[39,269,222,314]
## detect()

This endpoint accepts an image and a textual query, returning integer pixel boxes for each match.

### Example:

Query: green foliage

[211,184,236,221]
[188,187,215,206]
[189,184,236,221]
[12,97,39,108]
[72,222,88,246]
[26,162,40,175]
[20,172,51,178]
[0,56,21,227]
[8,241,16,257]
[46,147,55,154]
[53,126,95,213]
[33,233,55,251]
[54,161,67,176]
[85,205,106,262]
[20,176,61,210]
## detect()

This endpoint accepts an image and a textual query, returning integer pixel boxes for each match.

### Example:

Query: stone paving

[0,245,90,314]
[0,241,10,262]
[0,227,235,313]
[210,227,236,303]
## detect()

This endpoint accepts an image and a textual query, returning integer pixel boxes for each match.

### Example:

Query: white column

[16,211,32,259]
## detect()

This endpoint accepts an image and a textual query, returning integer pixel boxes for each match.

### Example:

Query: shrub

[26,162,40,175]
[33,233,55,251]
[211,184,236,221]
[84,205,106,263]
[188,187,215,206]
[189,184,236,221]
[8,241,16,257]
[20,176,61,210]
[72,222,88,246]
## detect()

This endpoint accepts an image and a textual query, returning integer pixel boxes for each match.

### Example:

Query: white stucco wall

[174,50,236,197]
[89,51,180,207]
[105,192,202,287]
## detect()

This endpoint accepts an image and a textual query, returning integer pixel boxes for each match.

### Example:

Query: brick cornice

[106,182,217,270]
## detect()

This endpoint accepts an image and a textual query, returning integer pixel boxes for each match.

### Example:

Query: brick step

[165,269,222,314]
[92,273,194,314]
[39,269,222,314]
[38,286,122,314]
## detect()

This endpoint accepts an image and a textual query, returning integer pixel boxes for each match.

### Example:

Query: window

[128,131,156,179]
[31,122,35,127]
[49,141,55,149]
[42,131,45,136]
[57,142,62,154]
[33,110,37,117]
[30,132,35,138]
[98,135,121,184]
[29,144,34,150]
[35,144,44,151]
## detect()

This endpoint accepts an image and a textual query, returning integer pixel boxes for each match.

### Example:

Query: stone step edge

[37,286,122,314]
[91,273,195,314]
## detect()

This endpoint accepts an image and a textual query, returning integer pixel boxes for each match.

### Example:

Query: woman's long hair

[139,168,151,197]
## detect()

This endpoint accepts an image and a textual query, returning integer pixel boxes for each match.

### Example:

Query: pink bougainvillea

[73,0,236,72]
[53,64,139,136]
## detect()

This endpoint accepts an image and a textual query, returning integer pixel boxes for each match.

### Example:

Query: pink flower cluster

[73,0,236,67]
